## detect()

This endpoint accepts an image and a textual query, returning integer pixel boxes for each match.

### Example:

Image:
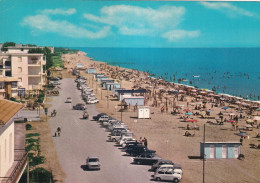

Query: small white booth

[138,106,150,119]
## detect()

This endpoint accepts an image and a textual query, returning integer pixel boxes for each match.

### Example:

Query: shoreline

[78,51,259,104]
[61,51,260,183]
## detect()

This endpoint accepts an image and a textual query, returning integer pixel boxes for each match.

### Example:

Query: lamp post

[106,96,109,109]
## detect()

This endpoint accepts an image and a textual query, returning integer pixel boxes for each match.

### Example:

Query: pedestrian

[139,137,143,144]
[144,137,148,147]
[57,127,61,136]
[240,137,243,145]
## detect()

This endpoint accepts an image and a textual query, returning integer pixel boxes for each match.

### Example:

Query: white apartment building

[0,99,26,183]
[0,46,46,98]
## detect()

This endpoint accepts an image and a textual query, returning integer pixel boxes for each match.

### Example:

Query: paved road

[47,78,154,183]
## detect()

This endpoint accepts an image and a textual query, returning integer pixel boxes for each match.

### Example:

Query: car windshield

[88,158,99,162]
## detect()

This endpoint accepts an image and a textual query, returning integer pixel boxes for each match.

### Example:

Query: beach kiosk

[86,68,97,74]
[117,89,146,101]
[113,88,125,97]
[200,142,241,159]
[123,96,145,106]
[76,63,84,69]
[94,73,104,79]
[105,83,121,90]
[138,106,150,119]
[101,79,115,88]
[96,76,109,81]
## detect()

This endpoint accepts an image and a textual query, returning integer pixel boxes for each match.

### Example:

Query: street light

[106,96,109,109]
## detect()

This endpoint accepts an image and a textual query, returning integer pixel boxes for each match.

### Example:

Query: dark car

[126,145,155,156]
[73,103,86,110]
[133,154,162,165]
[93,113,107,121]
[151,159,182,171]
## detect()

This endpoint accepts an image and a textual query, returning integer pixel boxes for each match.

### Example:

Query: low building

[86,68,97,74]
[105,83,121,91]
[101,79,114,88]
[123,96,145,106]
[117,89,146,101]
[94,73,104,79]
[113,88,125,97]
[96,76,109,81]
[200,142,241,159]
[0,99,27,183]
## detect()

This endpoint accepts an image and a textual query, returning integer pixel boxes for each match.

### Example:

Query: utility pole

[121,100,123,121]
[203,124,206,183]
[106,96,109,109]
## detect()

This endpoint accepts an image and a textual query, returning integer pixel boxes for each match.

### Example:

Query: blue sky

[0,0,260,47]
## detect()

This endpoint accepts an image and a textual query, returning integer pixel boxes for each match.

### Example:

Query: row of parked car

[92,112,183,182]
[75,77,99,104]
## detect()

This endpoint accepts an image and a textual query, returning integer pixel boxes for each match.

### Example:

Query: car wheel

[156,177,161,181]
[173,178,179,182]
[112,138,116,142]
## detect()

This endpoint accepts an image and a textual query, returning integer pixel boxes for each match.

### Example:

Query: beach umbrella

[229,113,235,116]
[222,107,229,110]
[191,90,197,93]
[235,132,248,138]
[185,112,193,115]
[241,102,250,106]
[187,119,198,122]
[235,101,241,104]
[246,119,253,123]
[256,108,260,111]
[253,116,260,121]
[228,120,235,123]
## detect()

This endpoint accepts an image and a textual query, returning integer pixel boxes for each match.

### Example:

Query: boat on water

[193,75,200,78]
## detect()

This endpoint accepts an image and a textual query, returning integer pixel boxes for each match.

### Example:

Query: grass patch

[51,55,64,68]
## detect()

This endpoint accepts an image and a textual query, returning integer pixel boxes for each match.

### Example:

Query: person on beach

[139,137,143,144]
[143,137,148,147]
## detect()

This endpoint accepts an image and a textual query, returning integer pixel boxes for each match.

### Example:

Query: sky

[0,0,260,48]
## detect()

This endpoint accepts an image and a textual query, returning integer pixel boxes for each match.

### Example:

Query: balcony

[0,150,28,183]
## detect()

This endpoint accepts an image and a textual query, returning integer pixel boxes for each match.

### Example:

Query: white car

[65,97,72,103]
[120,138,136,147]
[153,168,182,182]
[86,99,99,104]
[86,156,101,170]
[157,165,183,175]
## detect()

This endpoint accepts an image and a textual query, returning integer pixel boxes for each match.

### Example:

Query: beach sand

[60,52,260,183]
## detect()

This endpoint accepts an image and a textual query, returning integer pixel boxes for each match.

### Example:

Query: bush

[26,133,40,138]
[26,124,32,130]
[30,155,45,167]
[19,167,53,183]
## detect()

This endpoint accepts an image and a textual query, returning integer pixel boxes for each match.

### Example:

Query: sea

[72,47,260,101]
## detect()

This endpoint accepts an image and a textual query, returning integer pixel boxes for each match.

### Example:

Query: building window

[5,71,11,76]
[0,70,3,76]
[18,67,22,73]
[5,61,11,66]
[11,82,17,88]
[0,82,4,89]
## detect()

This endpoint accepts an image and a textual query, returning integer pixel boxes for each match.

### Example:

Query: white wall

[0,122,14,176]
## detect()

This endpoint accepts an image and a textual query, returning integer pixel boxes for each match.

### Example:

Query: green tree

[1,42,16,51]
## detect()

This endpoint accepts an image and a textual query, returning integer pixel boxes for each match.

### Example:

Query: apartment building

[0,46,46,98]
[0,99,27,183]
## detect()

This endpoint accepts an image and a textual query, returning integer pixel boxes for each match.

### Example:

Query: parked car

[120,138,137,147]
[93,113,107,121]
[151,159,182,171]
[153,168,182,182]
[133,153,162,165]
[156,165,183,175]
[126,144,155,156]
[98,115,110,122]
[73,103,86,110]
[86,99,99,104]
[86,156,101,170]
[49,77,61,85]
[65,97,72,103]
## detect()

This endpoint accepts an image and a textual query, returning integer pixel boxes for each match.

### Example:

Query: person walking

[139,137,143,144]
[144,137,148,148]
[57,127,61,136]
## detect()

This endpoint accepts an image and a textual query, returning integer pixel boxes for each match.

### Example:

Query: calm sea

[72,47,260,100]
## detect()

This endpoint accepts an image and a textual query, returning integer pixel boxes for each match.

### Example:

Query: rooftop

[0,99,24,125]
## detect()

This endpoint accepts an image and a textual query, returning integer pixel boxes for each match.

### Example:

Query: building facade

[0,99,27,183]
[0,46,46,98]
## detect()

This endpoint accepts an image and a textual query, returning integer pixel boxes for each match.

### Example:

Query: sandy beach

[61,51,260,183]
